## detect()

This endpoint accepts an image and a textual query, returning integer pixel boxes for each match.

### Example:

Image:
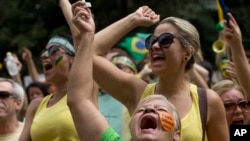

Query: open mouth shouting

[231,118,244,125]
[151,53,165,66]
[140,115,158,132]
[43,62,53,73]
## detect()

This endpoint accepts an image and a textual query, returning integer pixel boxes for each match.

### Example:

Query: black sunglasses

[145,33,175,50]
[40,45,61,58]
[0,91,17,99]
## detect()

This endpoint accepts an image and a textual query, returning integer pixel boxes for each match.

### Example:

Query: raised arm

[7,53,28,121]
[22,47,41,82]
[93,6,160,56]
[60,0,160,113]
[93,6,159,113]
[187,63,209,89]
[222,13,250,100]
[67,2,110,140]
[59,0,81,48]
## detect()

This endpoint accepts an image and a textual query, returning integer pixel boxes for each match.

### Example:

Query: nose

[151,41,160,50]
[144,105,156,113]
[30,93,40,100]
[234,105,244,114]
[40,51,49,59]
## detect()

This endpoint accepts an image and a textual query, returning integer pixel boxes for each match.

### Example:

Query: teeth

[43,63,49,66]
[153,54,161,57]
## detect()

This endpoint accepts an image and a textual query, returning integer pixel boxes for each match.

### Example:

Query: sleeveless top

[141,83,203,141]
[30,94,80,141]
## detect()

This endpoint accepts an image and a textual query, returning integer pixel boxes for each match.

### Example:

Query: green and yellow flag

[119,33,150,62]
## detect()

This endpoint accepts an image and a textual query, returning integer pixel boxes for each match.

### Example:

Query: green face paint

[55,55,64,66]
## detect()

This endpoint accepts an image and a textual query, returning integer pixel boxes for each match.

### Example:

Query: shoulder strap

[198,87,207,141]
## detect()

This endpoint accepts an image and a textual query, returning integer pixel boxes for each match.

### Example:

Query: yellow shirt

[141,83,205,141]
[30,94,80,141]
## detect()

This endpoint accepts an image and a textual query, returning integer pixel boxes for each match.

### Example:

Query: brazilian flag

[119,33,150,62]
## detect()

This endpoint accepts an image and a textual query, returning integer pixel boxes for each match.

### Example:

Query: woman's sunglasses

[224,100,250,114]
[40,45,61,58]
[145,33,175,50]
[0,91,18,99]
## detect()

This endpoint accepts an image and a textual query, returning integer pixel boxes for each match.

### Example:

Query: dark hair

[26,81,50,103]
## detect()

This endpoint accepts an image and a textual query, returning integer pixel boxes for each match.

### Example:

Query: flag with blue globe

[119,33,150,62]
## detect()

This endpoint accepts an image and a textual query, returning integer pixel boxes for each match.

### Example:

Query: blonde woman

[68,2,181,141]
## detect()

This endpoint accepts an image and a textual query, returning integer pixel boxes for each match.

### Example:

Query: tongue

[153,59,164,66]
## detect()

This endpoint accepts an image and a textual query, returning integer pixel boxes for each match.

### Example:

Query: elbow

[66,87,78,108]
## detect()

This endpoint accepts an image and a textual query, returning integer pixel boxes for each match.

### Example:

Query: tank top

[30,94,80,141]
[141,83,203,141]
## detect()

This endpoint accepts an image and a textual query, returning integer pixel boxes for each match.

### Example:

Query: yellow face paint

[55,55,64,66]
[158,111,175,132]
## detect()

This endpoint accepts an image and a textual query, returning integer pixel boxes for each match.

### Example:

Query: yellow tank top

[30,94,80,141]
[141,83,204,141]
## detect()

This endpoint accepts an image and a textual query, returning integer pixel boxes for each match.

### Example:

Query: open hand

[221,13,242,49]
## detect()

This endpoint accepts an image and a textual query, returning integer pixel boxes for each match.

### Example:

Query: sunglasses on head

[40,45,63,59]
[145,33,175,50]
[0,91,17,99]
[224,100,250,113]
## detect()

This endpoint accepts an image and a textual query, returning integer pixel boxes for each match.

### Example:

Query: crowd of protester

[0,0,249,141]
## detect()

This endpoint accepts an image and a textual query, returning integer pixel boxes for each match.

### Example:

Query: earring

[184,57,188,61]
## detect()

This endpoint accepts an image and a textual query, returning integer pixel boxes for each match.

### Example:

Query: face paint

[158,111,175,132]
[55,55,64,66]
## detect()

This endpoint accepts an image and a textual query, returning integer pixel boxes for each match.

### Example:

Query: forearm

[59,0,80,47]
[68,49,108,141]
[188,68,209,89]
[67,8,108,138]
[231,44,250,99]
[94,13,139,56]
[69,100,109,141]
[68,33,94,102]
[91,81,99,109]
[26,60,40,82]
[12,73,24,87]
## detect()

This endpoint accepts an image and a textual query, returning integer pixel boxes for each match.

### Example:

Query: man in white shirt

[0,78,25,141]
